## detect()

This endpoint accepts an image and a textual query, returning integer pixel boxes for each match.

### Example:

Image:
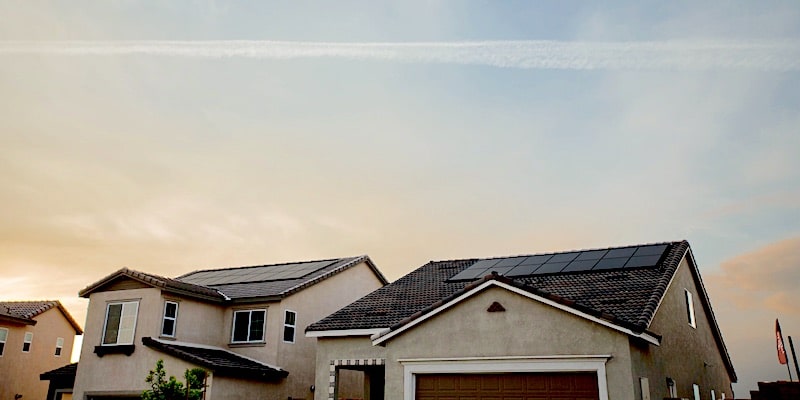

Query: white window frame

[231,309,267,343]
[55,337,64,356]
[0,327,7,356]
[283,310,297,343]
[161,301,179,338]
[101,300,140,346]
[23,332,33,352]
[685,289,697,328]
[400,355,611,400]
[693,384,700,400]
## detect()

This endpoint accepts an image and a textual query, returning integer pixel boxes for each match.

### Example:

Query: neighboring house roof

[142,337,288,382]
[40,362,78,381]
[0,300,83,334]
[78,268,227,301]
[307,240,736,381]
[79,255,387,303]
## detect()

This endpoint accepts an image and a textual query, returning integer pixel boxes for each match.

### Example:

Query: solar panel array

[449,244,669,281]
[180,260,338,286]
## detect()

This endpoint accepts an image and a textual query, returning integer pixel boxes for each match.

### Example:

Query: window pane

[162,319,176,336]
[249,310,265,341]
[23,342,31,352]
[283,326,295,342]
[232,311,250,342]
[0,342,5,356]
[103,304,122,344]
[0,328,7,341]
[55,347,62,356]
[165,302,177,318]
[285,311,296,326]
[117,302,138,345]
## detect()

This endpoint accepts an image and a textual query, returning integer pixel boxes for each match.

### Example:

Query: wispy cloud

[1,40,799,71]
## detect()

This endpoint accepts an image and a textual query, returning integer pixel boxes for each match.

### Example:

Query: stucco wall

[73,287,225,399]
[278,261,386,400]
[314,286,638,400]
[0,308,79,400]
[209,375,283,400]
[629,258,734,400]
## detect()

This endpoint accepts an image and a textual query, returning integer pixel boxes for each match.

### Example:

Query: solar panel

[535,262,569,274]
[448,243,671,281]
[562,259,598,272]
[506,263,542,277]
[181,260,337,285]
[604,247,637,258]
[548,252,580,263]
[592,257,627,270]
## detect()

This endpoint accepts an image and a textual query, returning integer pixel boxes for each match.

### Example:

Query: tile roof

[142,337,288,382]
[40,363,78,380]
[0,300,83,334]
[80,256,386,303]
[307,241,689,333]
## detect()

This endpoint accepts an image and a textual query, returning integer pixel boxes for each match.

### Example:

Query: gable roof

[80,255,387,303]
[307,240,736,381]
[142,337,288,382]
[0,300,83,334]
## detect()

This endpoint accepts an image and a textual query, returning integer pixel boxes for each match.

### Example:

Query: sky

[1,1,799,395]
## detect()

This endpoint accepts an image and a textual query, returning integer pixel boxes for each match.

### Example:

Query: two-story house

[0,300,83,400]
[72,255,387,400]
[307,240,737,400]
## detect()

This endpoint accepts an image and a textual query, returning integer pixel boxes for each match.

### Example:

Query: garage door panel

[417,373,599,400]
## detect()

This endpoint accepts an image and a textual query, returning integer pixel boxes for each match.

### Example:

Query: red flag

[777,319,788,365]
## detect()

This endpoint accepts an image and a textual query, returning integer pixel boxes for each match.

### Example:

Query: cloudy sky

[1,1,799,394]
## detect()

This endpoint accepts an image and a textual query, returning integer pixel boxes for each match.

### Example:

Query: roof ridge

[430,240,684,264]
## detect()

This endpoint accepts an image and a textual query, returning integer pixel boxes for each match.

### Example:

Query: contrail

[1,40,798,71]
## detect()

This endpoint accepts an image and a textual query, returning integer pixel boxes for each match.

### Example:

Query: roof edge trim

[305,328,388,338]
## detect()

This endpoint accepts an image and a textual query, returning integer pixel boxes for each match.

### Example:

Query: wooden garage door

[416,372,599,400]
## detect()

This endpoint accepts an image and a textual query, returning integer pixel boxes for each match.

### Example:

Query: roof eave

[0,313,36,326]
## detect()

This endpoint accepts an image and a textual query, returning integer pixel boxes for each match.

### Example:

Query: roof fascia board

[305,328,388,338]
[648,246,689,321]
[372,280,660,346]
[79,270,161,298]
[0,314,36,326]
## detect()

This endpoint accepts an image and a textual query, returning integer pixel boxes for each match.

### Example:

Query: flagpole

[777,319,792,381]
[790,336,799,382]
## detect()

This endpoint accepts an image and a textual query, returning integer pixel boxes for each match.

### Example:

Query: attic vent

[366,310,389,317]
[487,302,506,312]
[605,274,630,281]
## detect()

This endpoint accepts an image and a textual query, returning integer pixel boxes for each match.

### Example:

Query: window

[102,301,139,345]
[55,337,64,356]
[685,289,696,328]
[231,309,266,343]
[283,310,297,343]
[0,328,7,356]
[692,384,700,400]
[711,389,716,400]
[161,301,178,337]
[23,332,33,352]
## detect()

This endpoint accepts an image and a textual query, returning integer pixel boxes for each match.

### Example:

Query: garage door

[416,372,599,400]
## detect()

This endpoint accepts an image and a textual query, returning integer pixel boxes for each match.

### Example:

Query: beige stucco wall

[315,286,638,400]
[629,258,735,400]
[73,287,226,399]
[278,261,386,400]
[0,308,79,400]
[208,376,283,400]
